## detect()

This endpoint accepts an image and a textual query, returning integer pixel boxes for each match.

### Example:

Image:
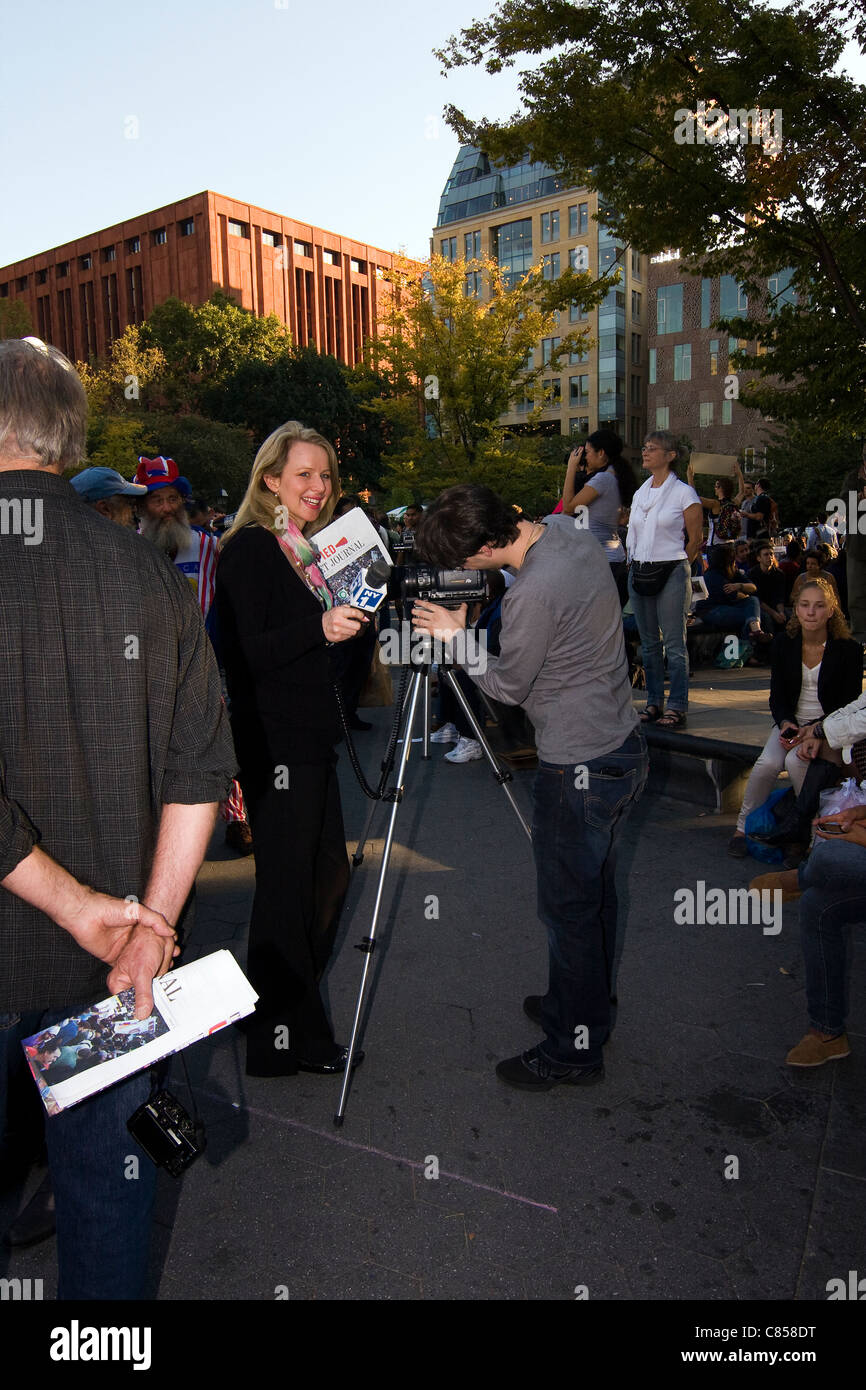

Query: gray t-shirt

[468,523,637,765]
[583,466,625,561]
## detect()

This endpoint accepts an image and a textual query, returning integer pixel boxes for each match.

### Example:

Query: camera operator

[411,484,648,1091]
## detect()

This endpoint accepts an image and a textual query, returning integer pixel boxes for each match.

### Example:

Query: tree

[77,325,166,417]
[372,251,600,498]
[437,0,866,437]
[0,300,31,339]
[139,291,292,411]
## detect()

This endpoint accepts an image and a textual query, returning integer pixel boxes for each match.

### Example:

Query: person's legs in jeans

[628,580,664,709]
[531,731,648,1068]
[798,838,866,1035]
[655,561,691,711]
[698,598,761,641]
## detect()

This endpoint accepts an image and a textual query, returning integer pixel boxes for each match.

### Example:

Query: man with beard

[134,456,252,856]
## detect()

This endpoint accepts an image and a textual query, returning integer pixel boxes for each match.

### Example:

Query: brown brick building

[0,190,401,366]
[647,252,794,469]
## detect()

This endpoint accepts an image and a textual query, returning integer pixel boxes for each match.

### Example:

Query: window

[36,268,49,285]
[570,416,590,435]
[631,290,641,320]
[569,375,590,408]
[179,218,195,237]
[569,245,589,272]
[542,253,560,280]
[656,284,683,334]
[630,416,642,449]
[700,402,714,428]
[767,268,796,312]
[720,274,747,318]
[126,237,140,255]
[540,210,559,243]
[79,255,92,271]
[631,249,641,277]
[673,343,692,381]
[569,344,588,365]
[495,219,533,287]
[631,332,641,364]
[464,230,481,259]
[648,348,657,384]
[464,271,483,297]
[227,220,247,239]
[57,261,69,277]
[262,229,279,247]
[656,405,670,430]
[709,339,719,375]
[722,400,732,425]
[630,374,641,406]
[101,246,116,262]
[440,236,457,261]
[728,336,748,357]
[569,301,588,323]
[126,265,144,326]
[294,240,312,257]
[151,228,167,246]
[102,273,119,341]
[514,393,535,414]
[541,336,561,365]
[542,378,561,406]
[323,249,339,266]
[701,278,712,328]
[15,275,28,291]
[568,202,589,237]
[350,257,366,274]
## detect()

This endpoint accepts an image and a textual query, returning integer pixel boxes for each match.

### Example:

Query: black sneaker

[495,1045,604,1091]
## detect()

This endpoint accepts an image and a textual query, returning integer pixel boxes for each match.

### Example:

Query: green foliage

[77,325,166,416]
[437,0,866,437]
[762,422,861,523]
[84,411,254,507]
[0,300,32,339]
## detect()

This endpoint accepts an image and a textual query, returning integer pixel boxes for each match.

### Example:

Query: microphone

[349,559,392,613]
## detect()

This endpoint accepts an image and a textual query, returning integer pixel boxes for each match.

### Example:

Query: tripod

[334,659,532,1127]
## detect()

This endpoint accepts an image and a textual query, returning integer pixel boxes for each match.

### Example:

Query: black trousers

[239,759,350,1075]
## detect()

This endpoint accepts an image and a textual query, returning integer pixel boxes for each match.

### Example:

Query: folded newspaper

[312,507,392,610]
[22,950,258,1116]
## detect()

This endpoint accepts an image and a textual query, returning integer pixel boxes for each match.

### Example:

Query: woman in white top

[728,578,862,856]
[626,431,703,728]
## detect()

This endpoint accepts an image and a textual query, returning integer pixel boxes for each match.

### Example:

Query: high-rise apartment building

[433,148,648,458]
[647,253,794,468]
[0,191,402,368]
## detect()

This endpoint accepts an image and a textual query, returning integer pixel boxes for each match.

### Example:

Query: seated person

[693,545,768,652]
[778,539,804,597]
[749,541,788,633]
[733,539,753,577]
[790,550,840,604]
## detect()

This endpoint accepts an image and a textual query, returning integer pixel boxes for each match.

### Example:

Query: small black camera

[127,1088,206,1178]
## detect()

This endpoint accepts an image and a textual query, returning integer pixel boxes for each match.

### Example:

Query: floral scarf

[274,520,333,609]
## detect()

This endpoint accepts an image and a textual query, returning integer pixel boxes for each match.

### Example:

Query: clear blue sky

[0,0,525,266]
[1,1,863,268]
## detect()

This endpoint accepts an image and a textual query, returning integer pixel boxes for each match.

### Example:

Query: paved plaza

[3,670,864,1302]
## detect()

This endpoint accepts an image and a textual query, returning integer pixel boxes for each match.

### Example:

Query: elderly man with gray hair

[0,338,236,1298]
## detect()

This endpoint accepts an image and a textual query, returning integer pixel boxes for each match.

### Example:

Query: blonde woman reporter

[216,422,369,1078]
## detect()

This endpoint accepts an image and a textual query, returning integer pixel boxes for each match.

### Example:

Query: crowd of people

[0,337,861,1301]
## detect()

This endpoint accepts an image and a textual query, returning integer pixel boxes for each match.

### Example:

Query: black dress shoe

[296,1046,365,1075]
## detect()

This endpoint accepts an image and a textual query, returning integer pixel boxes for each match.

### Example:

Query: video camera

[360,558,488,612]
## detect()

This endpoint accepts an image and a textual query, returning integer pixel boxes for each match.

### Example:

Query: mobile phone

[819,821,846,834]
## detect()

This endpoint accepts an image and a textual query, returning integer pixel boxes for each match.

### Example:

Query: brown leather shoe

[749,869,801,902]
[786,1030,850,1067]
[224,820,254,856]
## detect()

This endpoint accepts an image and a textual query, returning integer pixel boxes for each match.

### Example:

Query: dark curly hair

[414,484,521,567]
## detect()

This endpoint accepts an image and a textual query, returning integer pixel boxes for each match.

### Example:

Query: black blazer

[769,630,863,729]
[215,524,341,768]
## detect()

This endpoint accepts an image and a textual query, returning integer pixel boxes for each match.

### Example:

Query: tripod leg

[422,663,431,760]
[352,798,379,868]
[335,667,426,1126]
[439,664,532,842]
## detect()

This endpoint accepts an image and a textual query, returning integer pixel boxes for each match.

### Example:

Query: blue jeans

[798,839,866,1035]
[696,597,761,640]
[531,729,648,1066]
[0,1005,157,1299]
[628,561,691,712]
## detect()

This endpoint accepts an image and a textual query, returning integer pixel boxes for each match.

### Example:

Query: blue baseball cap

[71,468,148,502]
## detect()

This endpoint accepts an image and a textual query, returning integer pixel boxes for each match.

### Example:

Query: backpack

[714,502,740,541]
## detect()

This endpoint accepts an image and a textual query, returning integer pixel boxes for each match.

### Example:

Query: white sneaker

[430,722,458,743]
[444,736,483,763]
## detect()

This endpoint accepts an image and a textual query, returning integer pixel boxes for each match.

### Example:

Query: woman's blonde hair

[221,420,341,549]
[786,576,850,640]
